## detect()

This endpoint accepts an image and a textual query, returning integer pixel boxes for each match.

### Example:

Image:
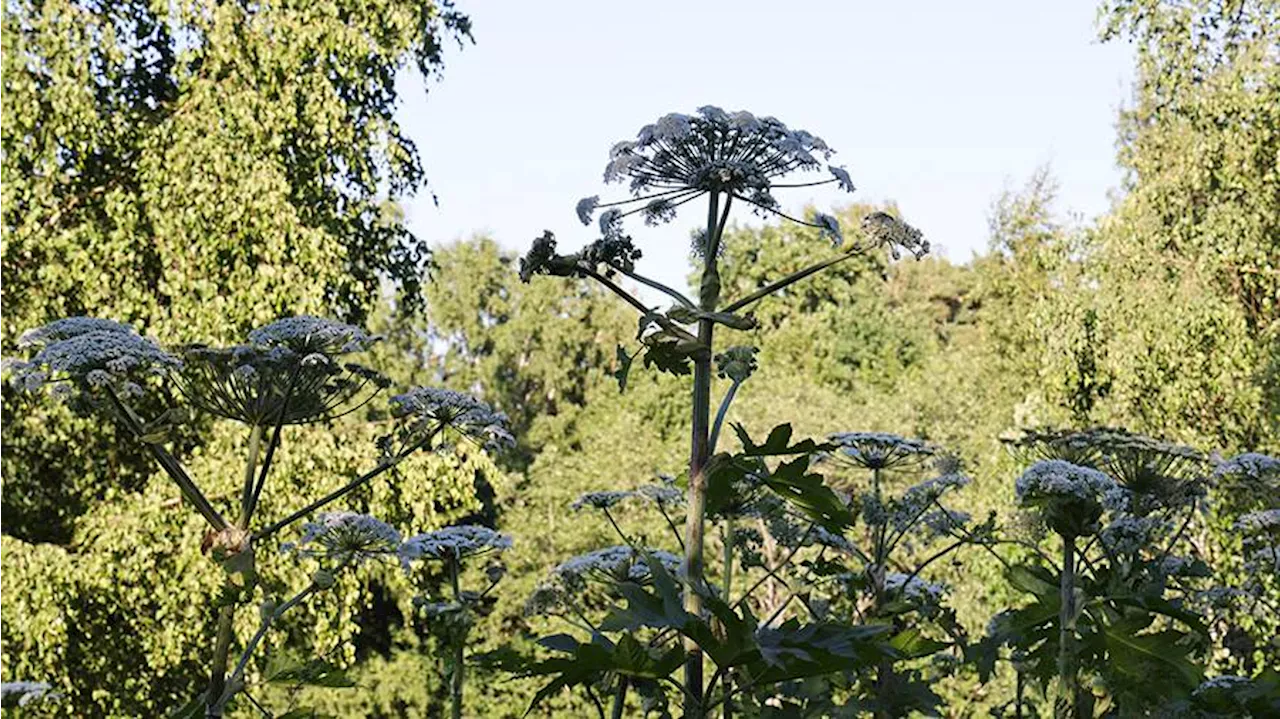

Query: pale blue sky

[396,0,1135,295]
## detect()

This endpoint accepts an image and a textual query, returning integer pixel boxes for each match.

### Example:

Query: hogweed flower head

[6,318,180,402]
[0,681,59,708]
[1099,515,1164,555]
[17,317,135,348]
[828,432,937,471]
[812,212,844,247]
[636,476,685,508]
[883,572,946,604]
[399,525,513,565]
[892,473,971,532]
[571,490,635,511]
[176,342,388,426]
[551,545,682,589]
[286,512,401,565]
[920,508,972,539]
[1016,459,1119,537]
[1214,452,1280,486]
[861,212,929,259]
[1006,427,1208,514]
[247,316,382,356]
[386,387,514,455]
[576,106,862,253]
[1235,508,1280,535]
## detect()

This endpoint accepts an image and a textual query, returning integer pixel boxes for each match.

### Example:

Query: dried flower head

[286,512,402,565]
[400,525,513,564]
[861,212,930,260]
[828,432,937,471]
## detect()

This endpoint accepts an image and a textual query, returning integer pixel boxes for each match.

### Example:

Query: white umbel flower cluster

[636,481,685,508]
[1214,452,1280,484]
[1100,515,1164,555]
[17,317,135,348]
[563,106,891,253]
[1192,675,1252,697]
[571,490,635,511]
[1235,509,1280,575]
[399,525,513,563]
[1015,460,1117,504]
[883,572,946,603]
[286,512,402,565]
[553,545,682,584]
[6,317,179,399]
[1235,509,1280,534]
[828,432,937,470]
[900,472,970,505]
[0,681,58,707]
[247,316,382,355]
[389,387,514,452]
[599,107,840,198]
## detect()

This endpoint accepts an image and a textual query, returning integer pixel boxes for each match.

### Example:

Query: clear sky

[395,0,1135,296]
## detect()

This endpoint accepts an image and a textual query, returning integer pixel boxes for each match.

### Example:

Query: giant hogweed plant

[978,428,1280,718]
[507,426,985,718]
[4,316,514,718]
[507,106,944,717]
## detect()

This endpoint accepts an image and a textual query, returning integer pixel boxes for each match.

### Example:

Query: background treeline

[2,0,1277,716]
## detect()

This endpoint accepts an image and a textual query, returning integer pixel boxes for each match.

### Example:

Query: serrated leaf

[537,633,580,653]
[761,456,855,532]
[732,422,835,456]
[889,628,951,659]
[266,657,356,688]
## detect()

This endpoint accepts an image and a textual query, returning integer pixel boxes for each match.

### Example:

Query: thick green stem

[721,253,854,314]
[610,676,629,719]
[1057,536,1078,718]
[708,381,740,455]
[721,518,735,719]
[246,367,302,519]
[213,574,330,714]
[870,467,893,719]
[205,605,236,718]
[449,558,465,719]
[255,428,436,541]
[104,386,227,530]
[683,190,722,717]
[238,424,263,528]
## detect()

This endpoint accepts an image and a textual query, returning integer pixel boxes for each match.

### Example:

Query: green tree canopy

[0,0,471,541]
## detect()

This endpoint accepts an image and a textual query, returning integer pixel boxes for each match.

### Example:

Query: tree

[1091,0,1280,446]
[0,0,471,541]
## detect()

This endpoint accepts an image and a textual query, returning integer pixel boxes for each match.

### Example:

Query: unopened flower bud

[313,569,336,589]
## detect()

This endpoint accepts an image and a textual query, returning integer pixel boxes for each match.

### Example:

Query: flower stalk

[1057,535,1079,718]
